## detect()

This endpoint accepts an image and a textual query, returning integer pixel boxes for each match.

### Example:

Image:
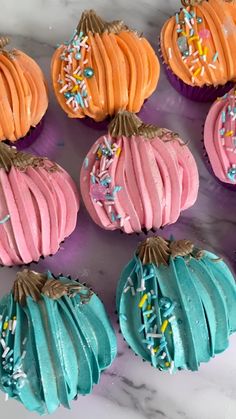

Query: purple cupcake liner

[5,118,45,151]
[164,63,234,103]
[79,115,111,132]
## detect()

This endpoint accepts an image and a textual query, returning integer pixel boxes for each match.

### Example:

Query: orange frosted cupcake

[51,10,160,122]
[160,0,236,102]
[0,37,48,148]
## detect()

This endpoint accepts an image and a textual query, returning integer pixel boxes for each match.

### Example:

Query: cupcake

[0,269,117,414]
[116,235,236,372]
[0,142,79,266]
[0,37,48,148]
[204,87,236,188]
[80,111,199,233]
[51,10,160,122]
[160,0,236,102]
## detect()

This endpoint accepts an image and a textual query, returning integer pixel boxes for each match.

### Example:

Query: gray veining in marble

[0,1,235,418]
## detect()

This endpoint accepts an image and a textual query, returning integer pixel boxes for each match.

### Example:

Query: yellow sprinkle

[138,294,148,308]
[169,331,173,335]
[193,67,201,78]
[165,362,171,367]
[147,304,152,318]
[203,46,208,57]
[197,41,203,55]
[181,31,187,37]
[13,316,16,320]
[225,131,234,137]
[188,35,199,42]
[3,322,8,330]
[161,319,169,333]
[153,346,159,353]
[116,147,122,157]
[74,74,83,81]
[97,150,102,158]
[71,85,79,93]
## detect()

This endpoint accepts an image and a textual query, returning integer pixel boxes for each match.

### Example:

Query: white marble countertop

[0,1,236,418]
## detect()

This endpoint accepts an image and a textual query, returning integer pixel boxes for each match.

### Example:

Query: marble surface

[0,1,236,418]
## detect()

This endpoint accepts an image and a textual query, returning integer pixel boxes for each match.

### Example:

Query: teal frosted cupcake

[117,236,236,372]
[0,270,117,414]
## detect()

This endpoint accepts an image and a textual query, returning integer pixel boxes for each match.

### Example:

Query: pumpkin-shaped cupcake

[0,37,48,146]
[51,10,160,122]
[160,0,236,102]
[0,270,117,414]
[204,87,236,188]
[0,143,79,266]
[80,111,199,233]
[117,236,236,372]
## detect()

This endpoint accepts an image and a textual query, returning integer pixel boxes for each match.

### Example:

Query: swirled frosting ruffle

[0,161,79,266]
[116,244,236,372]
[0,273,117,414]
[161,0,236,87]
[204,87,236,185]
[0,50,48,141]
[80,133,199,233]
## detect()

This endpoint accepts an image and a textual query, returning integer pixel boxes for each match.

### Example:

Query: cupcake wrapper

[0,239,65,269]
[164,63,234,103]
[5,118,45,151]
[202,128,236,191]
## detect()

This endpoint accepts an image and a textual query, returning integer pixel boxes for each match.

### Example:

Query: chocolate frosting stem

[0,36,9,50]
[77,9,129,35]
[108,111,171,139]
[181,0,233,5]
[137,236,203,266]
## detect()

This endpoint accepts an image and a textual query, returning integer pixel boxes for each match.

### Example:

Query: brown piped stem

[13,270,93,306]
[0,36,9,50]
[77,9,128,35]
[108,111,166,139]
[181,0,233,5]
[137,236,202,266]
[0,142,58,173]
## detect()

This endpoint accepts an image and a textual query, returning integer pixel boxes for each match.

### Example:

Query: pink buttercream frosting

[0,161,79,266]
[204,88,236,185]
[80,132,199,233]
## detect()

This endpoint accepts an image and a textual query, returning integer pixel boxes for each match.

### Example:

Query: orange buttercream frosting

[51,10,160,122]
[161,0,236,87]
[0,44,48,142]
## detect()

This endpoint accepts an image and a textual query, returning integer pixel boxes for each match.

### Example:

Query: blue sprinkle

[143,309,153,316]
[91,175,96,184]
[222,111,226,123]
[84,157,89,169]
[138,324,145,333]
[111,212,116,222]
[147,314,156,324]
[163,302,177,318]
[212,52,219,63]
[120,314,127,321]
[0,214,10,224]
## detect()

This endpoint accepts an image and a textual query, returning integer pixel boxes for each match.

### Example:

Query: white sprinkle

[95,201,103,207]
[184,17,192,29]
[22,337,27,345]
[5,393,8,402]
[168,315,176,322]
[8,320,12,331]
[193,50,199,57]
[200,66,205,77]
[208,63,216,69]
[168,47,172,60]
[127,277,134,286]
[59,84,68,93]
[124,216,130,222]
[2,347,10,358]
[169,360,175,374]
[189,66,194,72]
[136,287,146,292]
[191,58,199,64]
[83,59,88,65]
[226,147,233,152]
[12,319,17,334]
[0,338,6,349]
[146,333,162,338]
[189,45,193,55]
[160,352,167,359]
[131,287,136,296]
[191,76,195,84]
[123,286,130,293]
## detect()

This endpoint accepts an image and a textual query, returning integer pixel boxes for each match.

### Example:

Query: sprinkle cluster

[171,6,219,84]
[57,30,94,112]
[85,137,130,228]
[122,257,176,372]
[0,313,27,400]
[218,90,236,183]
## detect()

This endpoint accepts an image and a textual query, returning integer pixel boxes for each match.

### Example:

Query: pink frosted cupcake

[0,143,79,266]
[204,88,236,189]
[80,111,199,234]
[160,0,236,102]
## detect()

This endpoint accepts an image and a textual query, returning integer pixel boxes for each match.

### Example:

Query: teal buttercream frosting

[116,236,236,372]
[0,270,117,415]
